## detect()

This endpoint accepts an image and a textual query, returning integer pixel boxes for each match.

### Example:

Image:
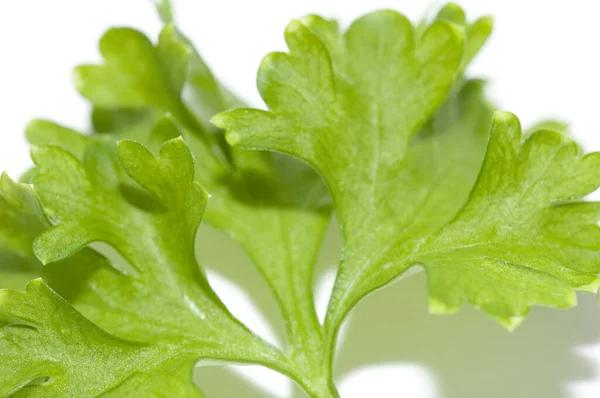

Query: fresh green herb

[1,2,598,397]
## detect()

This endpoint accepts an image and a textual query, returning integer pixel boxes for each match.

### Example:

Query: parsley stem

[171,98,233,166]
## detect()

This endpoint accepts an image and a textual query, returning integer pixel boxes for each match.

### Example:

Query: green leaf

[101,358,203,397]
[74,26,189,111]
[213,6,600,372]
[0,169,127,310]
[212,9,467,345]
[25,120,90,160]
[215,12,464,166]
[3,130,299,392]
[526,119,569,136]
[0,123,134,304]
[0,279,202,397]
[317,78,495,340]
[431,2,493,70]
[413,112,600,328]
[4,2,589,397]
[198,145,333,392]
[74,24,231,163]
[154,0,174,24]
[29,137,287,368]
[0,174,46,290]
[134,117,335,395]
[78,13,336,393]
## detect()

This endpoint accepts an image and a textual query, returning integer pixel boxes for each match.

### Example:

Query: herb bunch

[2,2,599,397]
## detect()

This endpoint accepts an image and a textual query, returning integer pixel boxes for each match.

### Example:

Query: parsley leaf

[3,130,304,394]
[74,27,189,112]
[414,112,600,327]
[3,2,595,396]
[0,174,47,290]
[0,171,114,303]
[153,0,174,24]
[213,4,600,371]
[30,136,282,361]
[74,24,230,163]
[0,279,202,397]
[74,14,336,395]
[427,2,493,71]
[0,133,307,394]
[212,8,467,350]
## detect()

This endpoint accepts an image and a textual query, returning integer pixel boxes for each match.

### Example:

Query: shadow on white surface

[336,272,600,398]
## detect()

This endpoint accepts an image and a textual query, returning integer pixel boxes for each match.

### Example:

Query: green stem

[301,378,340,398]
[191,262,338,397]
[170,99,233,165]
[277,267,340,396]
[170,91,339,398]
[229,343,338,398]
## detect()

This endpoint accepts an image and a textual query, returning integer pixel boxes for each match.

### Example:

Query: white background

[2,1,600,397]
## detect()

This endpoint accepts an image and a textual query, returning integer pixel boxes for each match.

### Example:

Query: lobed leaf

[30,137,284,369]
[0,279,202,397]
[414,112,600,327]
[4,3,593,397]
[75,14,335,392]
[74,27,189,111]
[0,174,47,290]
[213,4,600,366]
[212,7,482,348]
[429,2,493,71]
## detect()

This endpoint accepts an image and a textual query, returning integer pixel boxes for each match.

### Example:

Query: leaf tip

[436,2,466,25]
[29,144,46,166]
[0,172,22,202]
[492,110,518,124]
[577,277,600,294]
[25,277,45,292]
[226,132,241,146]
[212,113,242,146]
[491,110,522,136]
[117,138,142,153]
[71,65,92,97]
[210,113,228,129]
[159,136,188,156]
[0,171,13,188]
[501,315,525,332]
[285,19,305,36]
[428,296,459,315]
[32,236,52,266]
[24,119,46,141]
[473,15,494,32]
[154,0,174,24]
[423,17,466,56]
[283,18,321,52]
